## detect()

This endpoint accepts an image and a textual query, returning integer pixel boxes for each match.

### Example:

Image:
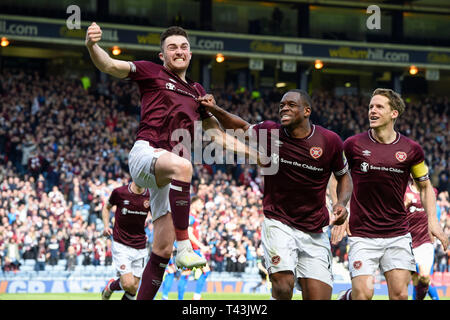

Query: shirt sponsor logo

[395,151,407,162]
[360,161,369,173]
[310,147,323,159]
[166,82,176,90]
[360,161,405,174]
[122,208,148,216]
[409,206,425,213]
[280,157,324,172]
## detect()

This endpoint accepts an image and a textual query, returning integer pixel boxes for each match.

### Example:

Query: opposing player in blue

[178,196,211,300]
[161,196,210,300]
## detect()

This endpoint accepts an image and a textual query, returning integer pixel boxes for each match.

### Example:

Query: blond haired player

[335,88,448,300]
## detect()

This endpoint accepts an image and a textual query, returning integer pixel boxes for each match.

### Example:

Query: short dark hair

[287,89,312,109]
[160,26,189,50]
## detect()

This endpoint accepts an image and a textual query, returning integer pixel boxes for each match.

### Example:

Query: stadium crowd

[0,69,449,276]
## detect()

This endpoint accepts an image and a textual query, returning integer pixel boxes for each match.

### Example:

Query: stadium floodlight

[111,46,121,56]
[216,53,225,63]
[409,65,418,75]
[276,82,287,88]
[1,37,9,47]
[314,59,323,70]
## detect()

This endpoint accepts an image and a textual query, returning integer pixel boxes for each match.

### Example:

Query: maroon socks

[169,179,191,241]
[415,281,429,300]
[136,252,170,300]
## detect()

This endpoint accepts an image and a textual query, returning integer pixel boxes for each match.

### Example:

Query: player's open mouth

[174,58,184,62]
[281,114,291,120]
[369,116,379,121]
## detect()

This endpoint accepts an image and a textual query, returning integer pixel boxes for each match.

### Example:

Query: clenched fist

[85,22,102,47]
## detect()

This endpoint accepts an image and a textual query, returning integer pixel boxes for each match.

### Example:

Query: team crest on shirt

[310,147,323,159]
[166,82,176,90]
[143,200,150,208]
[395,151,407,162]
[271,255,281,265]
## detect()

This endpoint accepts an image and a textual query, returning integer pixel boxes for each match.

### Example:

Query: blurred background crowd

[0,69,449,276]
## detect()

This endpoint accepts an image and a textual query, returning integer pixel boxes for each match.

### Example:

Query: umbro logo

[176,200,189,206]
[169,78,177,83]
[362,150,371,157]
[123,200,130,205]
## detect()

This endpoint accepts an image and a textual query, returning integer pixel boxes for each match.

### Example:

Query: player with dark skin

[199,90,352,300]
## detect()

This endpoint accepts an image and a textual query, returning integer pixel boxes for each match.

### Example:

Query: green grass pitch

[2,292,443,300]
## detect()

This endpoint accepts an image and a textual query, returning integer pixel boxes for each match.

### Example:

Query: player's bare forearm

[85,22,130,78]
[212,105,250,131]
[327,174,338,206]
[101,204,113,233]
[203,117,259,164]
[86,44,130,78]
[417,179,448,248]
[335,171,352,207]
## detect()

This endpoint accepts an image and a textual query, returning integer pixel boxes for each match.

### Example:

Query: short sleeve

[126,60,159,81]
[108,189,119,206]
[343,137,354,169]
[330,134,348,176]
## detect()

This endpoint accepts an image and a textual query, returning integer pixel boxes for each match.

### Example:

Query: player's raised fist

[85,22,102,47]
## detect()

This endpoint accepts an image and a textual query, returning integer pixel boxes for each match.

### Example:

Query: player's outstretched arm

[199,94,251,131]
[417,179,449,249]
[85,22,130,79]
[202,116,261,166]
[102,202,114,237]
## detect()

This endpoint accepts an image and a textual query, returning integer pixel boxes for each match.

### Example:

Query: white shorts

[112,240,148,278]
[128,140,171,221]
[348,233,416,278]
[412,242,434,275]
[261,217,333,289]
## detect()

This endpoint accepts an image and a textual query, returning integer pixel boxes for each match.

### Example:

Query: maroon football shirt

[108,184,150,249]
[250,121,348,233]
[344,130,427,238]
[127,60,211,152]
[405,184,437,248]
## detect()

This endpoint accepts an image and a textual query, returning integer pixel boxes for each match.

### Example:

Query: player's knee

[171,157,193,179]
[352,287,373,300]
[121,278,138,294]
[390,290,408,300]
[270,274,294,299]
